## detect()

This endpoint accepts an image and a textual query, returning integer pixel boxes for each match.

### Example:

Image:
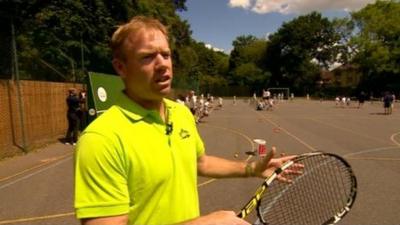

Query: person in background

[383,91,393,115]
[176,93,186,105]
[262,89,270,106]
[218,96,223,107]
[335,96,340,107]
[391,93,396,111]
[358,91,366,109]
[65,88,80,145]
[74,16,301,225]
[187,90,197,115]
[78,89,88,130]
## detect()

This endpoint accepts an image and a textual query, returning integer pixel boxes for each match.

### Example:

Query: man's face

[113,28,173,104]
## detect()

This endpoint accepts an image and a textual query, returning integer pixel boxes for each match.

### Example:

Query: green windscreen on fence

[86,71,124,123]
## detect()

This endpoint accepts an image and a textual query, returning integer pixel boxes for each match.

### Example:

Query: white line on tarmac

[0,156,72,190]
[256,110,400,160]
[344,146,399,157]
[256,111,317,152]
[390,132,400,146]
[197,123,254,187]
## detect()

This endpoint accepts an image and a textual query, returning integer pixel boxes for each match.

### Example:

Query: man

[65,88,81,145]
[186,90,196,115]
[357,91,366,108]
[383,91,393,115]
[74,16,299,225]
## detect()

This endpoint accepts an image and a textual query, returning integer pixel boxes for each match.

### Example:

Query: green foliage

[1,0,190,82]
[3,0,400,97]
[351,0,400,93]
[263,12,340,94]
[331,17,356,65]
[233,63,267,85]
[229,35,268,91]
[229,35,257,70]
[173,39,230,95]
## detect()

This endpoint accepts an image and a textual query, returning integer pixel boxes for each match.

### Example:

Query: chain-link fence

[0,79,85,159]
[0,14,86,158]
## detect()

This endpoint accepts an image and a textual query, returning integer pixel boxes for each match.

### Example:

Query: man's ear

[112,58,127,79]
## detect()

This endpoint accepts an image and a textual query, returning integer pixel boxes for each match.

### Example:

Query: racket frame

[237,152,357,225]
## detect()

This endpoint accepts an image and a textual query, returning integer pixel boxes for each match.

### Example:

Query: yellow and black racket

[238,152,357,225]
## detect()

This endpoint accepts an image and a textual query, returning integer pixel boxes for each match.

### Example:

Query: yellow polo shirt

[74,92,205,225]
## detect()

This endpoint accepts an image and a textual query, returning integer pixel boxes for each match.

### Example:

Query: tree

[350,0,400,93]
[0,0,192,82]
[2,0,123,81]
[228,35,268,89]
[229,35,258,74]
[331,17,356,65]
[263,12,340,94]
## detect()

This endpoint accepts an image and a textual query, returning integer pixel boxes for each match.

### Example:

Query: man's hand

[252,147,303,181]
[183,211,250,225]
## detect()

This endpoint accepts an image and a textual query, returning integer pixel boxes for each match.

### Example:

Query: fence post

[11,19,27,152]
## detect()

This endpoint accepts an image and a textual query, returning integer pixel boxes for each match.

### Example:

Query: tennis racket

[238,151,357,225]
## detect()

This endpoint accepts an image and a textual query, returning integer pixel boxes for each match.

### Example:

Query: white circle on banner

[97,87,107,102]
[88,108,96,116]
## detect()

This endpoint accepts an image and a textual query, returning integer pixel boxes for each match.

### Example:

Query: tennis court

[0,97,399,224]
[197,97,400,224]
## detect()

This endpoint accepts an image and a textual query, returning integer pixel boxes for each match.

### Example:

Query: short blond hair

[110,16,169,61]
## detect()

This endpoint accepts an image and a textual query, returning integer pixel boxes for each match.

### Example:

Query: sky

[178,0,376,53]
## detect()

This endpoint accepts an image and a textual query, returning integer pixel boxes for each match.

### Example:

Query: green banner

[86,72,124,123]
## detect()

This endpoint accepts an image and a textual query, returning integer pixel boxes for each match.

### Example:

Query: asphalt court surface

[1,98,399,224]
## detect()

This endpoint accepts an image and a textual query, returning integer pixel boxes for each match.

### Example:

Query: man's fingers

[282,169,303,175]
[277,164,304,183]
[278,155,297,163]
[277,174,292,183]
[291,162,304,169]
[263,146,276,163]
[287,162,304,172]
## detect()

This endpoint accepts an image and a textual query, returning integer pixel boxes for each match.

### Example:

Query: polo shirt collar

[115,91,175,122]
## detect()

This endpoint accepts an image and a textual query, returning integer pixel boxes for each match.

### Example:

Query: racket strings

[328,156,352,213]
[258,154,354,225]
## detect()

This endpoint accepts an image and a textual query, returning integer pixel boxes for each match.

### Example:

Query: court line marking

[0,121,255,224]
[197,123,254,187]
[344,146,399,157]
[3,148,398,224]
[0,152,73,183]
[200,123,256,151]
[390,132,400,146]
[256,110,400,161]
[345,132,400,161]
[3,105,399,224]
[198,179,216,187]
[345,157,400,161]
[307,118,391,145]
[0,156,75,224]
[0,212,75,225]
[0,156,72,190]
[342,132,400,160]
[4,103,397,224]
[255,111,317,152]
